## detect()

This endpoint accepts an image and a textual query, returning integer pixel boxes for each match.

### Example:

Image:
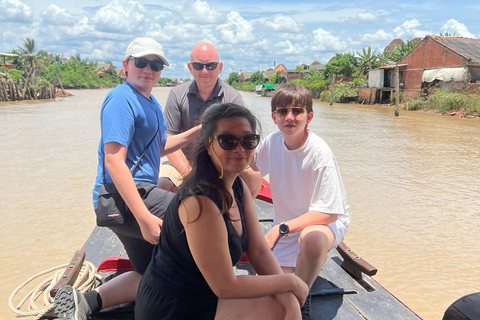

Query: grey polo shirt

[164,79,245,135]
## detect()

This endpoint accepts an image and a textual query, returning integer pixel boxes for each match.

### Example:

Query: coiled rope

[8,261,99,319]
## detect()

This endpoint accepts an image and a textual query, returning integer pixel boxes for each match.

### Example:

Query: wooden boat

[255,84,276,97]
[58,181,422,319]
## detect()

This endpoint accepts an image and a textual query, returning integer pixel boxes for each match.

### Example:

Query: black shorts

[108,186,174,274]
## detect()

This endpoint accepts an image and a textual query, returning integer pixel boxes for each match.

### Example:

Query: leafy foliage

[158,77,173,86]
[320,90,331,102]
[304,68,324,81]
[226,72,239,85]
[291,79,328,99]
[333,82,358,102]
[382,39,419,62]
[323,52,360,79]
[40,57,120,89]
[249,71,264,84]
[406,89,480,115]
[1,67,24,82]
[356,46,381,77]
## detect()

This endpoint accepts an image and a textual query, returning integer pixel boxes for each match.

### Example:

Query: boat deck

[76,199,421,320]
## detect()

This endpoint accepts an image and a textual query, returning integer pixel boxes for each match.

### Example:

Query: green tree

[249,71,264,84]
[268,71,282,84]
[304,68,323,81]
[158,77,173,86]
[15,38,46,71]
[323,52,360,79]
[382,39,419,62]
[227,72,239,85]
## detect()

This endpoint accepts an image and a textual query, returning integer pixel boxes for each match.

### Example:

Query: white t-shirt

[255,130,351,267]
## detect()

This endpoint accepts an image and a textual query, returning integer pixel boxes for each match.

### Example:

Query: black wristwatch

[279,222,290,236]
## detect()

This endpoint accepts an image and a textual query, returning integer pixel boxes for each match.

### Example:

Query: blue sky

[1,0,479,80]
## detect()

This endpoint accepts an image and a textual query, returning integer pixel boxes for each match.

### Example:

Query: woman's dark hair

[178,103,260,219]
[271,83,313,113]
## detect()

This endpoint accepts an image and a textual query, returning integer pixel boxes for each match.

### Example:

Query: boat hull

[79,197,421,319]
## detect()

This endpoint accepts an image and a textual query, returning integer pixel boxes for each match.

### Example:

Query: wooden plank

[321,249,421,319]
[50,250,86,297]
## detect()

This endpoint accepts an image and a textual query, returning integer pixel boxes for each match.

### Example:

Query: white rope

[8,261,100,319]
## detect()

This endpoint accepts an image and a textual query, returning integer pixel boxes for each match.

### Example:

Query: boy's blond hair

[271,83,313,113]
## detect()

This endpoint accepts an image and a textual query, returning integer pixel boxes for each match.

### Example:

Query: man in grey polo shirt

[162,42,261,197]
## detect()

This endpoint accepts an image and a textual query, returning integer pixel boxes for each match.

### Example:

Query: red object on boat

[239,253,249,263]
[97,257,134,272]
[256,179,273,204]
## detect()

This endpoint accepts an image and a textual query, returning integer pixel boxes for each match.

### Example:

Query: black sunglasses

[210,134,260,150]
[190,62,219,71]
[130,57,164,72]
[275,107,306,117]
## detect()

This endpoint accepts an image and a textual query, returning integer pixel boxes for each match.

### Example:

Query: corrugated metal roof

[433,36,480,62]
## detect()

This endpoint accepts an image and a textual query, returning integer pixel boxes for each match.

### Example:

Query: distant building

[96,63,112,78]
[369,35,480,101]
[239,71,254,82]
[309,61,326,73]
[274,64,286,73]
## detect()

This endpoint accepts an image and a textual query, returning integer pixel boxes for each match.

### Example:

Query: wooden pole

[330,74,335,106]
[395,63,399,117]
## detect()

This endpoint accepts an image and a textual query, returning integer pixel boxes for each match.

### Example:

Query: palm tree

[356,46,380,77]
[17,38,37,69]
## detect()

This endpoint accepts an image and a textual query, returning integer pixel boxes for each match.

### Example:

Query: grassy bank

[407,89,480,117]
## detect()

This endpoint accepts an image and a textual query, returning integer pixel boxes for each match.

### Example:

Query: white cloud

[356,12,377,23]
[261,15,302,32]
[87,41,119,61]
[217,11,254,44]
[441,19,475,38]
[361,29,393,42]
[90,0,148,34]
[0,0,33,23]
[175,0,223,24]
[277,40,303,55]
[40,4,76,26]
[311,28,347,51]
[393,19,431,39]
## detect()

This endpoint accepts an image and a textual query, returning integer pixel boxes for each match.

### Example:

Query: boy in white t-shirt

[252,83,351,317]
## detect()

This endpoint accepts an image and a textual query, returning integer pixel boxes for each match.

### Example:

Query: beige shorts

[159,158,184,187]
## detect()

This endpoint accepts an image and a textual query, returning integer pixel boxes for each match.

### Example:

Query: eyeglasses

[130,57,164,72]
[210,134,260,150]
[275,107,306,118]
[190,62,219,71]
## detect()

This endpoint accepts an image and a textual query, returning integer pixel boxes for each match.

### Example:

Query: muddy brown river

[1,87,479,319]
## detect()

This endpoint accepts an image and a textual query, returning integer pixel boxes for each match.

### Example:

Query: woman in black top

[135,103,308,319]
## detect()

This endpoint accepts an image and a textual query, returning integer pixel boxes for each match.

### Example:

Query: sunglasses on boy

[190,62,219,71]
[275,107,306,118]
[210,134,260,150]
[129,57,164,72]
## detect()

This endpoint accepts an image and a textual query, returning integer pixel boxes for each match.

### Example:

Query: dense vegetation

[1,38,176,95]
[407,89,480,115]
[225,38,479,116]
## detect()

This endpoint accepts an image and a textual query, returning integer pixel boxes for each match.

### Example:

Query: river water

[1,87,479,319]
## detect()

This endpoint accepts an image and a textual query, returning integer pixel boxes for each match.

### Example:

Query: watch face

[279,223,289,234]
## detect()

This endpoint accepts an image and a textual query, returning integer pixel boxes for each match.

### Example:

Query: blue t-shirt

[92,82,167,207]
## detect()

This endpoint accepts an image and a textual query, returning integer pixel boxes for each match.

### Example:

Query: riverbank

[372,102,480,120]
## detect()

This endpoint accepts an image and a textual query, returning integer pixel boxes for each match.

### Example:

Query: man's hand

[138,214,163,244]
[265,225,282,250]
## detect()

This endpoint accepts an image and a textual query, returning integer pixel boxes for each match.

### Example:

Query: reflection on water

[1,88,479,319]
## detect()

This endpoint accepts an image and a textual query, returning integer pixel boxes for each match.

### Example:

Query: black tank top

[137,177,249,320]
